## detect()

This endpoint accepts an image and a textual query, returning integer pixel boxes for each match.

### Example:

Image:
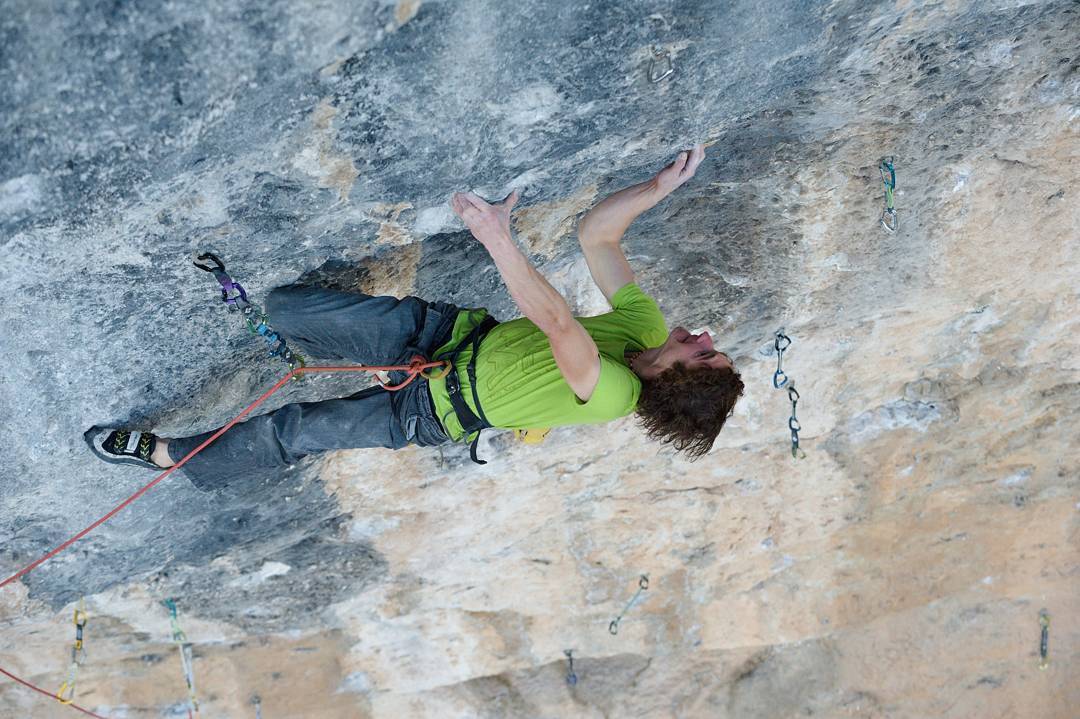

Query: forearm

[484,234,574,334]
[578,178,665,248]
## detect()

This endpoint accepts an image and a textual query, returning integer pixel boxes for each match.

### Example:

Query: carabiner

[773,330,791,388]
[73,606,87,650]
[193,252,226,274]
[56,678,76,705]
[648,46,674,83]
[880,207,898,234]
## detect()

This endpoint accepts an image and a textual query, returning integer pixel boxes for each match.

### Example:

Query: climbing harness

[564,650,577,686]
[772,329,791,389]
[162,599,199,717]
[648,46,674,83]
[787,385,804,459]
[879,157,897,233]
[608,575,649,635]
[194,252,307,377]
[1039,609,1050,670]
[56,598,87,705]
[438,314,500,464]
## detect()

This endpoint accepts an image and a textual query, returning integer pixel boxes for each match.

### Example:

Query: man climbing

[90,145,744,487]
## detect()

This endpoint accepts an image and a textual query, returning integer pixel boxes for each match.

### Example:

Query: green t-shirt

[429,283,669,441]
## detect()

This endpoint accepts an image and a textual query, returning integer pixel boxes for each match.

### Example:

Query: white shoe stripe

[125,431,143,453]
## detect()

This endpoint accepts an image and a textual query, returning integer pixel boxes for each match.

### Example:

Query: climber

[89,145,744,486]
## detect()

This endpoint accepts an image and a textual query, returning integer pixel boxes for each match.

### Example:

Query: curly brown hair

[635,363,745,459]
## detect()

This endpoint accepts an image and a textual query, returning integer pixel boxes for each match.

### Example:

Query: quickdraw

[194,252,306,378]
[162,599,199,718]
[564,650,578,686]
[648,46,674,83]
[56,598,87,705]
[1039,609,1050,670]
[879,157,897,233]
[608,575,649,635]
[773,329,804,459]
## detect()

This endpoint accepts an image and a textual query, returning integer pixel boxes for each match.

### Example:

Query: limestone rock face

[1,1,1078,717]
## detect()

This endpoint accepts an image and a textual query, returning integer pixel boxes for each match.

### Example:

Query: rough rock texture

[1,0,1078,717]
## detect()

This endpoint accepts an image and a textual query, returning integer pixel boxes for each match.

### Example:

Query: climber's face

[654,327,734,372]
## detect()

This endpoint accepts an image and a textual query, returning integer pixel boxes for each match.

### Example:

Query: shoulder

[610,282,655,309]
[606,283,668,347]
[581,356,642,416]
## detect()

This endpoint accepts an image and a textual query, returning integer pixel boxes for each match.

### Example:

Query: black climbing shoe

[85,427,164,470]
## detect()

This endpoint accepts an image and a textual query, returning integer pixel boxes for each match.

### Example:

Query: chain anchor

[787,385,805,459]
[771,328,805,458]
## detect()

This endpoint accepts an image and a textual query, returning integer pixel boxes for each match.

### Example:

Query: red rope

[0,666,109,718]
[1,359,446,591]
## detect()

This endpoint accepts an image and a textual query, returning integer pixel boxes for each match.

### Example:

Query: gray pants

[167,286,460,491]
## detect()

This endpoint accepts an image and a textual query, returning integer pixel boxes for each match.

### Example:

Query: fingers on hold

[452,194,474,218]
[463,191,490,210]
[687,148,705,174]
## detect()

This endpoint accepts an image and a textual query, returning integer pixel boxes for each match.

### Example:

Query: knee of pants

[264,287,312,333]
[265,286,298,315]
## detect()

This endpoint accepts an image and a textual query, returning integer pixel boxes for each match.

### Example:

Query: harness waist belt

[439,314,499,463]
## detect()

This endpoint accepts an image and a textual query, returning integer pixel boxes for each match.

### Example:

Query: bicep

[547,318,602,402]
[581,241,635,304]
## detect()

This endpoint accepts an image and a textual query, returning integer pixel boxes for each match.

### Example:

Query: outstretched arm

[451,190,601,401]
[577,145,705,303]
